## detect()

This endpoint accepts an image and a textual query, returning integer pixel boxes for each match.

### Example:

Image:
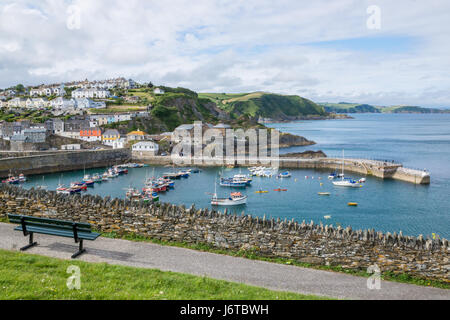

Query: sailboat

[36,176,48,190]
[332,150,362,188]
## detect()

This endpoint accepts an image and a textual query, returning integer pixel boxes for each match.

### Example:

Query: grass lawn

[0,249,329,300]
[88,106,147,114]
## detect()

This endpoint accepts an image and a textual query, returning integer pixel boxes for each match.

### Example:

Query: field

[0,249,327,300]
[88,105,147,114]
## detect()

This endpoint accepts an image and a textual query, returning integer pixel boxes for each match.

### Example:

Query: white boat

[278,171,291,178]
[211,192,247,206]
[332,150,362,188]
[36,176,48,190]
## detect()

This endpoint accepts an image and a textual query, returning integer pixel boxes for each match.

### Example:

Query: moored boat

[211,192,247,206]
[219,178,247,188]
[277,171,291,178]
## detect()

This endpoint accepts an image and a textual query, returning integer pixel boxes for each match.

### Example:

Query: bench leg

[71,240,86,259]
[20,232,38,251]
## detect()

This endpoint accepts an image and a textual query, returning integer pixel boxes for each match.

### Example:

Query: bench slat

[14,226,100,241]
[8,219,92,233]
[8,214,92,229]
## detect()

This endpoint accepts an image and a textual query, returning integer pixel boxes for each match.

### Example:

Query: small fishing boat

[70,184,87,192]
[2,176,19,184]
[219,178,247,188]
[318,192,331,196]
[178,170,190,178]
[125,187,141,199]
[328,172,337,180]
[71,181,86,187]
[233,173,253,185]
[56,183,73,194]
[142,192,159,203]
[82,179,95,187]
[277,171,291,178]
[255,190,269,194]
[158,178,175,188]
[92,173,102,183]
[348,202,358,206]
[211,191,247,206]
[163,172,181,180]
[273,188,288,192]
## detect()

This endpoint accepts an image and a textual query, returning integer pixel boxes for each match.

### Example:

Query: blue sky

[306,35,420,54]
[0,0,449,107]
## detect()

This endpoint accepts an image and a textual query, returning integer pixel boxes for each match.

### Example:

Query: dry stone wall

[0,184,448,281]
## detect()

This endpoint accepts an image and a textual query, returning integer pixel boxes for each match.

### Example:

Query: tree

[147,82,154,88]
[15,84,25,92]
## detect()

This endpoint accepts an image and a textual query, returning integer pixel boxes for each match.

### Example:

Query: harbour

[5,114,449,239]
[15,163,448,238]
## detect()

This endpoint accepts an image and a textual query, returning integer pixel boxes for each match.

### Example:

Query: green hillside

[320,102,450,114]
[379,106,450,114]
[320,103,380,113]
[199,92,326,120]
[104,87,264,134]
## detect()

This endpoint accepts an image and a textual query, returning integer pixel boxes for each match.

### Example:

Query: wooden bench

[8,214,100,259]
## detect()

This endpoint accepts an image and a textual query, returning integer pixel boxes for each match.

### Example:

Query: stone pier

[132,155,431,185]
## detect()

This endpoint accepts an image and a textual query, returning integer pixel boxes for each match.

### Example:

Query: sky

[0,0,449,107]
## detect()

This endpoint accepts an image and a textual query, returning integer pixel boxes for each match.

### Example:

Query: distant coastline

[319,102,450,114]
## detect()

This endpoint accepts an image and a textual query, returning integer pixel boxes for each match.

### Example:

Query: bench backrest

[7,214,93,233]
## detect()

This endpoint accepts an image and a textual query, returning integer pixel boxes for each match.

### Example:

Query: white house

[114,113,132,122]
[26,98,49,109]
[51,97,76,109]
[8,98,26,108]
[77,98,106,109]
[72,88,110,99]
[132,141,159,156]
[30,85,65,97]
[61,144,81,150]
[153,87,165,95]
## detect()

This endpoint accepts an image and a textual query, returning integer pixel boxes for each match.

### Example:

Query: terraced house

[72,88,111,99]
[102,129,120,144]
[79,127,102,142]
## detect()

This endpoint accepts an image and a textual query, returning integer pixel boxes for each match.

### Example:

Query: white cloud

[0,0,449,106]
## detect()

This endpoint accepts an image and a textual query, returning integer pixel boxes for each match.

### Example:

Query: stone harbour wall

[0,184,448,281]
[0,149,131,178]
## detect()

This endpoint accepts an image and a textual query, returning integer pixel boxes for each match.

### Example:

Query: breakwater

[131,155,431,185]
[1,184,447,281]
[0,149,131,178]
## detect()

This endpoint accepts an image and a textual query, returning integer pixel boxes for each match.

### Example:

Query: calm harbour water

[22,114,450,238]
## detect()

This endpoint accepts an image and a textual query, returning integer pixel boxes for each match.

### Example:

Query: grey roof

[10,135,27,142]
[213,123,231,129]
[103,129,120,136]
[175,124,194,131]
[23,128,47,133]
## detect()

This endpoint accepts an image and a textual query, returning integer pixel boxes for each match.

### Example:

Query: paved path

[0,223,448,300]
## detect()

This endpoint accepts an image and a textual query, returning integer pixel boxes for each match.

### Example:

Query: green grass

[0,249,327,300]
[100,231,450,290]
[88,106,147,114]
